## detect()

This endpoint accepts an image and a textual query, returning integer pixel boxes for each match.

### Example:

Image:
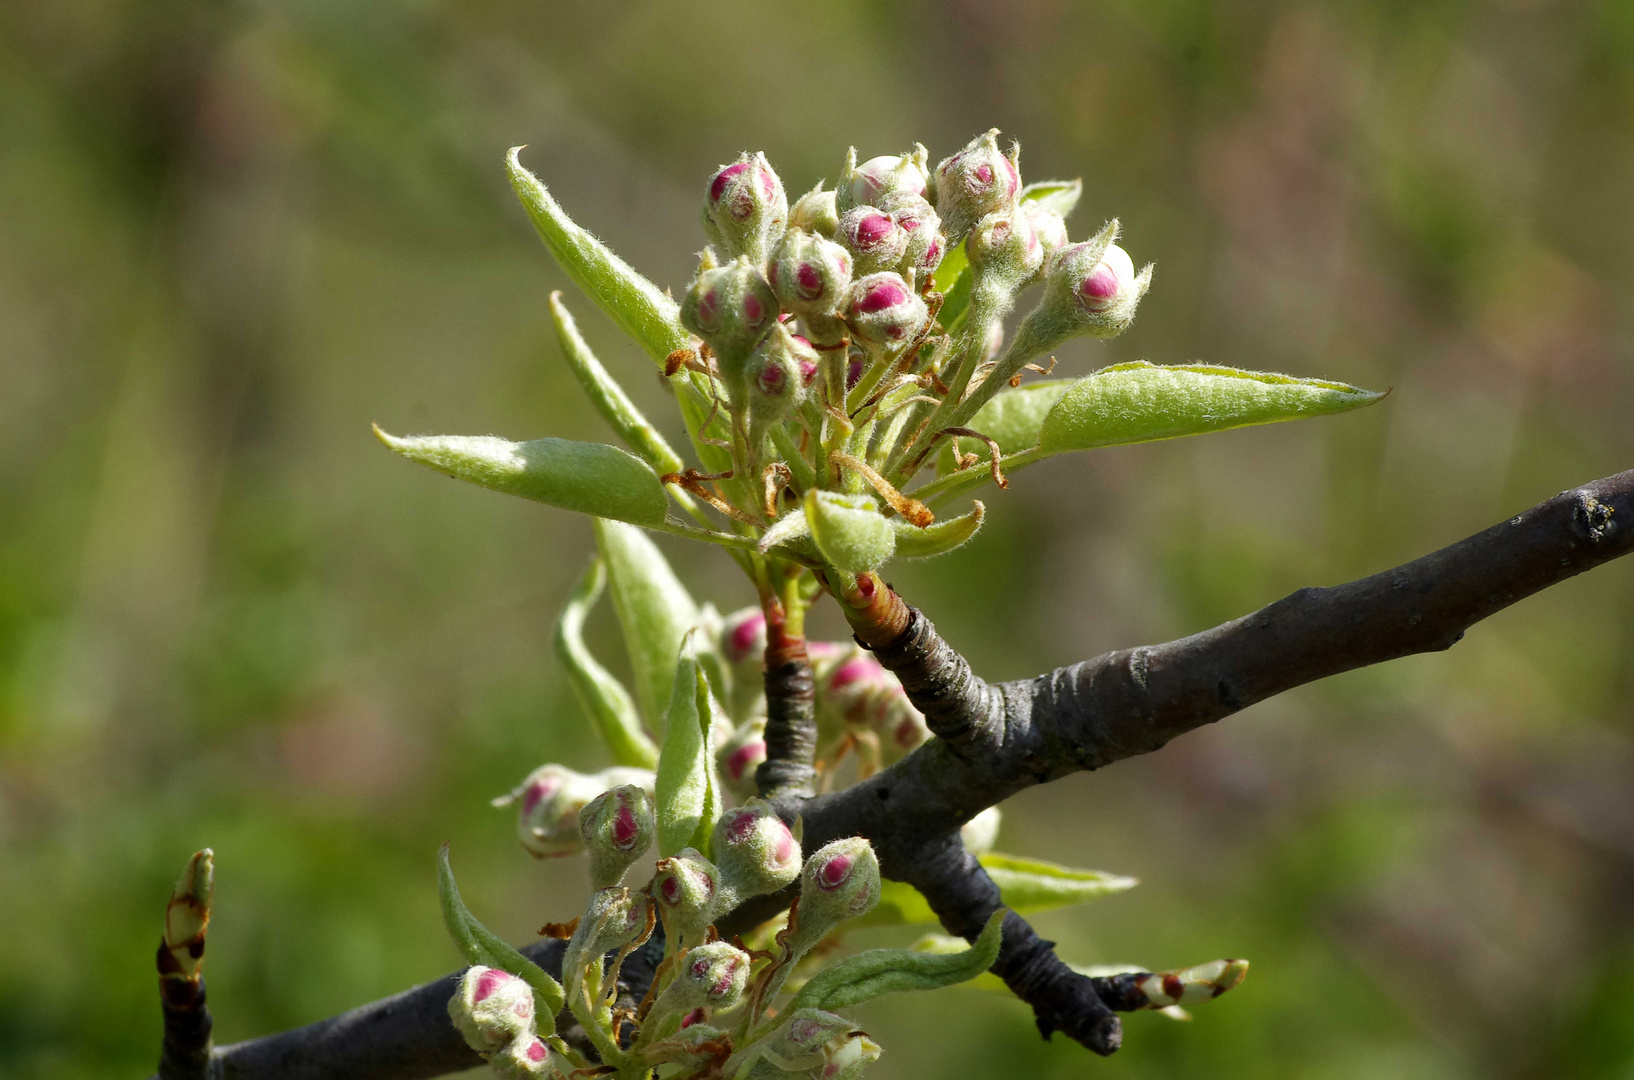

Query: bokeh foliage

[1,1,1632,1077]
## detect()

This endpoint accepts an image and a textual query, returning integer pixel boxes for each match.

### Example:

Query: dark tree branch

[151,469,1634,1079]
[156,957,212,1080]
[756,611,819,799]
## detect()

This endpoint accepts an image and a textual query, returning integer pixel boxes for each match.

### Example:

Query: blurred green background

[3,1,1633,1077]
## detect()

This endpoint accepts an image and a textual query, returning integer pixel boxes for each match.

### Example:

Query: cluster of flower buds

[814,646,931,766]
[493,764,653,859]
[449,966,551,1076]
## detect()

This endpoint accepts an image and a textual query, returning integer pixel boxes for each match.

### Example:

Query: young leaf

[654,638,720,858]
[933,242,972,330]
[375,428,668,527]
[508,148,690,367]
[556,557,659,770]
[852,879,939,928]
[549,292,685,475]
[1037,362,1387,454]
[1020,178,1083,218]
[757,505,811,553]
[594,520,701,731]
[979,853,1138,912]
[804,490,895,572]
[438,844,566,1026]
[891,501,985,558]
[937,380,1074,475]
[786,909,1005,1013]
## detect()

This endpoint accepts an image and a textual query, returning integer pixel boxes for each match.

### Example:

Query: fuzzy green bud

[933,129,1021,241]
[790,183,839,237]
[769,228,853,326]
[681,253,779,378]
[489,1035,553,1078]
[966,208,1043,284]
[563,887,651,1004]
[652,847,721,944]
[844,273,927,352]
[746,322,815,430]
[702,152,787,269]
[794,837,880,943]
[1020,199,1069,275]
[713,798,802,900]
[669,941,752,1013]
[880,192,945,278]
[449,966,536,1054]
[757,1009,869,1072]
[839,144,930,213]
[717,718,768,799]
[578,785,655,888]
[494,765,652,860]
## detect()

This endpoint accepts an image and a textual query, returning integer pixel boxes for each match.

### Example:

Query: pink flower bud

[1075,242,1135,311]
[718,729,767,798]
[933,129,1021,241]
[490,1035,553,1078]
[880,192,945,277]
[1030,225,1152,340]
[845,272,928,350]
[794,837,880,939]
[701,152,787,268]
[846,354,864,389]
[965,208,1043,283]
[579,784,655,888]
[449,965,536,1053]
[745,322,817,426]
[681,254,779,371]
[759,1009,874,1074]
[837,205,910,275]
[1021,199,1069,273]
[712,798,802,899]
[681,941,750,1007]
[770,228,853,323]
[790,183,839,237]
[719,606,767,666]
[838,144,930,212]
[495,764,597,859]
[652,848,720,945]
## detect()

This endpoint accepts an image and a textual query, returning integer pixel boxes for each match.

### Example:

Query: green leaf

[936,379,1076,475]
[438,844,565,1028]
[852,879,939,928]
[549,292,685,475]
[508,148,689,367]
[594,520,701,730]
[1020,178,1083,218]
[375,428,669,527]
[980,853,1138,912]
[891,501,985,558]
[787,910,1005,1013]
[804,490,895,572]
[932,241,972,330]
[556,557,659,770]
[654,638,720,858]
[1038,362,1387,454]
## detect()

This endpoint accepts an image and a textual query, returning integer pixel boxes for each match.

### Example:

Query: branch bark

[157,468,1634,1078]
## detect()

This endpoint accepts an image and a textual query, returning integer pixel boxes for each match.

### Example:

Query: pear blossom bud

[681,253,779,375]
[673,941,751,1011]
[960,806,1002,854]
[934,129,1021,241]
[713,798,801,899]
[1076,242,1136,312]
[1037,230,1151,339]
[759,1010,866,1071]
[579,785,655,888]
[1021,200,1069,273]
[494,765,600,859]
[720,606,767,666]
[966,209,1043,284]
[790,183,839,237]
[794,837,880,941]
[814,1032,883,1080]
[702,152,787,268]
[769,229,853,323]
[838,144,930,212]
[449,966,536,1053]
[566,886,651,976]
[846,353,865,390]
[745,322,816,428]
[845,273,927,351]
[717,720,767,799]
[652,847,721,943]
[837,206,909,275]
[490,1035,553,1078]
[880,193,945,277]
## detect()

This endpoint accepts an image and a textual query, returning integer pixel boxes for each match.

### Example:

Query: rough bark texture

[156,469,1634,1078]
[755,620,819,799]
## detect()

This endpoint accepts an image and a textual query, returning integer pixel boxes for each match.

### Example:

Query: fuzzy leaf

[375,428,668,527]
[804,490,895,572]
[1038,362,1387,454]
[549,292,684,475]
[891,501,985,558]
[980,853,1138,911]
[654,639,720,858]
[787,909,1005,1013]
[508,148,689,367]
[438,844,565,1027]
[556,557,659,770]
[1020,178,1083,218]
[757,506,811,553]
[936,379,1075,475]
[594,520,700,730]
[933,241,971,329]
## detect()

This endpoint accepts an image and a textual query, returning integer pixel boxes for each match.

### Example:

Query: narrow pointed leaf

[805,490,895,572]
[891,501,985,558]
[556,557,659,769]
[508,148,689,367]
[757,506,811,553]
[376,428,668,527]
[549,292,684,475]
[1038,362,1387,454]
[438,844,565,1026]
[1021,178,1083,218]
[654,638,720,858]
[937,380,1074,475]
[787,910,1005,1013]
[979,853,1138,911]
[594,519,700,730]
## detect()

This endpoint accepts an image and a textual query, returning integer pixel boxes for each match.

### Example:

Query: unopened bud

[933,129,1021,241]
[1042,228,1151,339]
[681,253,779,373]
[845,273,927,352]
[769,229,853,325]
[675,941,752,1011]
[760,1010,868,1072]
[1075,242,1136,312]
[838,144,930,212]
[880,193,945,277]
[1137,958,1250,1006]
[579,785,655,888]
[745,322,816,428]
[495,765,599,859]
[162,848,214,983]
[1021,200,1069,274]
[565,887,651,988]
[449,966,536,1054]
[713,798,801,900]
[960,806,1002,855]
[794,837,880,942]
[490,1035,553,1078]
[966,209,1042,283]
[720,606,767,667]
[837,206,909,276]
[702,152,787,268]
[716,720,767,799]
[790,183,840,237]
[652,847,721,944]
